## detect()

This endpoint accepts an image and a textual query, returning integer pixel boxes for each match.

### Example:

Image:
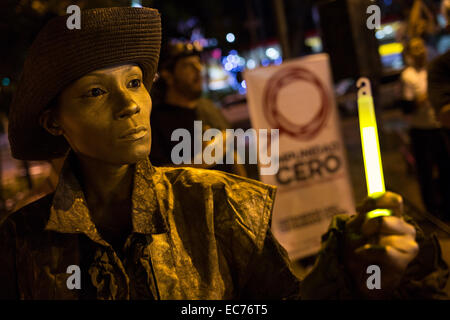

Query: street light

[226,33,235,43]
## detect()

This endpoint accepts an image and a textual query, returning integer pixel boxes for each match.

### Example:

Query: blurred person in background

[407,0,436,40]
[149,41,247,176]
[428,49,450,220]
[401,38,449,220]
[428,50,450,129]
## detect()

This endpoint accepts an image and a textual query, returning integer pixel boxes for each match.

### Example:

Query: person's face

[409,38,427,67]
[170,55,203,99]
[45,64,152,165]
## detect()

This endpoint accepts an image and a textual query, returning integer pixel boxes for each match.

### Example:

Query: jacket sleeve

[238,227,301,299]
[298,214,356,299]
[299,214,449,299]
[391,215,449,299]
[0,217,19,299]
[205,170,301,299]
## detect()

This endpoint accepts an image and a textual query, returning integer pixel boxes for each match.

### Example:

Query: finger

[354,243,387,265]
[345,210,367,233]
[378,235,419,254]
[382,245,417,270]
[357,191,404,217]
[354,244,415,271]
[377,192,403,217]
[362,216,416,238]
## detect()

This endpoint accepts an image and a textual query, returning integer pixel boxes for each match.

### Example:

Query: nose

[193,61,203,73]
[114,92,141,120]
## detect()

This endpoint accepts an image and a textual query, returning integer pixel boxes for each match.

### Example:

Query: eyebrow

[84,65,141,78]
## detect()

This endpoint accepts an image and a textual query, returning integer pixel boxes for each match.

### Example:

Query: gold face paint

[356,78,391,219]
[55,64,152,165]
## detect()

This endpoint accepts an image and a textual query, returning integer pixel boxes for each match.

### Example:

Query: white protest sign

[244,54,356,259]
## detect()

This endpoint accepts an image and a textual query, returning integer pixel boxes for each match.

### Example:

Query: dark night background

[0,0,449,295]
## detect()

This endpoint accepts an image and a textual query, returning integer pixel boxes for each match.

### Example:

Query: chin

[126,146,151,163]
[112,143,150,165]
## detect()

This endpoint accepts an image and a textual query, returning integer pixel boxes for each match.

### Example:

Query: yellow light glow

[378,42,403,57]
[305,36,321,48]
[367,209,392,219]
[361,127,385,195]
[358,94,392,217]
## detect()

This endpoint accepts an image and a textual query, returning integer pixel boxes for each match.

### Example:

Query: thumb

[357,191,404,218]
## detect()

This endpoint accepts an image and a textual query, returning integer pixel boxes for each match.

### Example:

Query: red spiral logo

[263,66,330,140]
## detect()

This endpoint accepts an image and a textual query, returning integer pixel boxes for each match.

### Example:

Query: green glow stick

[356,78,391,219]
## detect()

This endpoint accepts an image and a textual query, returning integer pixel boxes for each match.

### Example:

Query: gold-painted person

[0,7,448,300]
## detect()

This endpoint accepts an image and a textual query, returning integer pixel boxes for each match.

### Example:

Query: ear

[160,69,173,86]
[39,109,64,136]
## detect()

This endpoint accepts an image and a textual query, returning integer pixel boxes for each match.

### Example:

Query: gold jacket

[0,153,448,299]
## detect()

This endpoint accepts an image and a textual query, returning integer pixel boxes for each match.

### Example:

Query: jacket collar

[44,152,169,246]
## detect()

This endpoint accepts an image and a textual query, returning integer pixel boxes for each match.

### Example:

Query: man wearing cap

[0,7,447,300]
[149,41,247,176]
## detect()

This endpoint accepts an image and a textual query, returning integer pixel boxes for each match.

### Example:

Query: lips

[119,126,147,140]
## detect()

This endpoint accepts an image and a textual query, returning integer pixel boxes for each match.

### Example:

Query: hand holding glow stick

[356,77,391,218]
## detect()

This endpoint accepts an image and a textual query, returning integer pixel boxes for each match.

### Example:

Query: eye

[84,87,106,98]
[127,79,141,88]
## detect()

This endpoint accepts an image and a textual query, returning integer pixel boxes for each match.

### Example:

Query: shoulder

[196,99,230,127]
[0,193,54,236]
[196,98,218,110]
[153,166,277,250]
[155,166,275,198]
[401,67,415,81]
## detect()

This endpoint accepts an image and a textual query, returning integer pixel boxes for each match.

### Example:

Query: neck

[165,88,198,109]
[413,63,424,71]
[74,153,134,211]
